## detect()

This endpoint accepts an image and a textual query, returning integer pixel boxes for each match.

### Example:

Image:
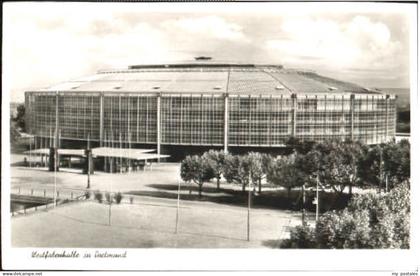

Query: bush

[114,192,123,204]
[94,191,103,203]
[84,191,91,200]
[105,192,113,204]
[281,224,316,248]
[314,209,371,249]
[282,183,410,249]
[129,196,134,204]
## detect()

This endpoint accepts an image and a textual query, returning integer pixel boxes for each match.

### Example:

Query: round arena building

[25,61,396,161]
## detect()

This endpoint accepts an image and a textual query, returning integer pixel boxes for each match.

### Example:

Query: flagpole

[102,131,109,172]
[119,132,122,174]
[128,131,131,173]
[53,128,57,208]
[108,130,113,226]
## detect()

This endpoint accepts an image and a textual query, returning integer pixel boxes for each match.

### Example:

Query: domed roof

[38,63,380,95]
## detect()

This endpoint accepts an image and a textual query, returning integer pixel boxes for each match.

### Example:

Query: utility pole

[301,183,306,225]
[128,131,131,173]
[87,133,91,189]
[315,177,319,222]
[119,132,122,174]
[379,147,383,193]
[247,172,252,242]
[108,198,112,226]
[175,178,181,234]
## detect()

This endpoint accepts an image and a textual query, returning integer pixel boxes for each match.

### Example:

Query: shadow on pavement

[127,184,307,211]
[261,239,283,248]
[130,183,350,213]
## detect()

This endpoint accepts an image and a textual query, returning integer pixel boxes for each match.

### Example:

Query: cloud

[162,16,248,42]
[265,15,403,71]
[3,8,177,100]
[3,4,411,102]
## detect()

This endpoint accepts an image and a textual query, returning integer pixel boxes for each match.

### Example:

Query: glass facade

[25,92,396,147]
[295,95,352,142]
[161,95,224,145]
[228,95,292,146]
[25,93,57,138]
[103,95,157,143]
[58,93,100,140]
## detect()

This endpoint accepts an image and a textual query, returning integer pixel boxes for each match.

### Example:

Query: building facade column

[83,149,94,174]
[223,93,229,154]
[99,93,104,146]
[350,94,355,141]
[48,147,59,171]
[55,92,59,146]
[341,95,346,141]
[157,93,161,162]
[385,94,389,142]
[291,93,297,137]
[50,92,60,172]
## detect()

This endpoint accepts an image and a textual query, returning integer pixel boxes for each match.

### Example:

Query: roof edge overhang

[127,63,284,70]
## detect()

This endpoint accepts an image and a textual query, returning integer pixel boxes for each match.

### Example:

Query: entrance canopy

[92,147,169,160]
[92,147,157,159]
[24,147,169,160]
[24,148,85,157]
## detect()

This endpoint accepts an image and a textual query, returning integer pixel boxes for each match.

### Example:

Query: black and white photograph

[1,1,418,273]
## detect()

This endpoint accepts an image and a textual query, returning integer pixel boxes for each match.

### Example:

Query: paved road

[9,157,313,247]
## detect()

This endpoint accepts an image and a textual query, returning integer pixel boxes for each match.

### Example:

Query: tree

[254,153,273,193]
[10,104,25,146]
[248,152,262,193]
[382,140,410,189]
[237,155,252,192]
[357,144,383,189]
[10,121,21,145]
[267,155,305,198]
[294,140,362,196]
[315,140,362,195]
[358,141,410,191]
[222,154,252,192]
[223,154,241,184]
[203,150,225,190]
[228,153,272,193]
[14,104,25,130]
[247,152,271,193]
[286,137,315,154]
[180,155,214,198]
[294,150,320,189]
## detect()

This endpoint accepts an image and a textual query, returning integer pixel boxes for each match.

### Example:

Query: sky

[3,2,416,102]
